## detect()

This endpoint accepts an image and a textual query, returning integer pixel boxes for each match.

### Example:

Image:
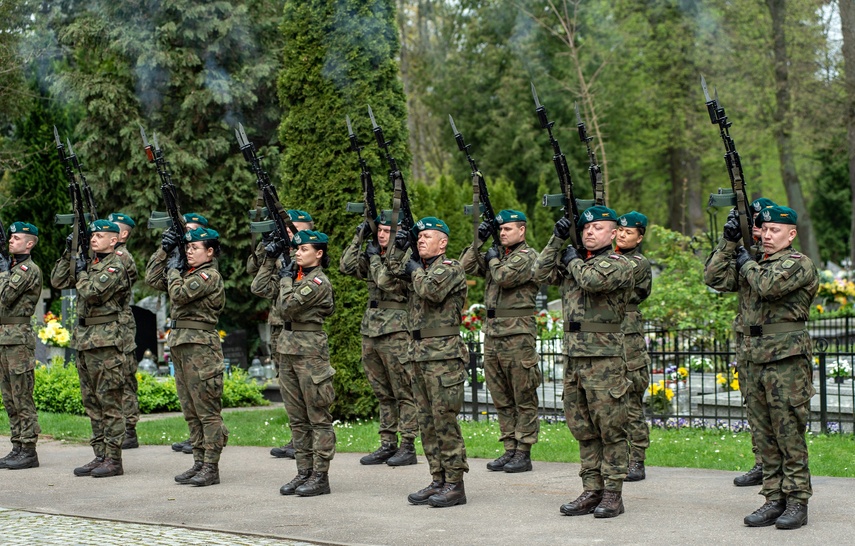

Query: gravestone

[132,305,158,362]
[222,329,248,369]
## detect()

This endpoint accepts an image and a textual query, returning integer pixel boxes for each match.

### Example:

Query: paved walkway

[0,436,852,545]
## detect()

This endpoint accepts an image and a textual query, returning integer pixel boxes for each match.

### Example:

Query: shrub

[221,368,269,408]
[31,363,86,415]
[136,373,181,414]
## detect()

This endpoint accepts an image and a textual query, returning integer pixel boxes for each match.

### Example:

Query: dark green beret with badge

[107,213,136,228]
[751,198,777,213]
[412,216,450,236]
[578,205,618,228]
[184,227,219,242]
[291,230,329,246]
[183,212,209,227]
[90,219,120,233]
[8,221,38,237]
[496,209,527,224]
[618,211,648,229]
[376,210,399,226]
[754,205,797,227]
[288,210,313,223]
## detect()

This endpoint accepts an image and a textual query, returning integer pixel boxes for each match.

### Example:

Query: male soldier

[709,206,817,529]
[340,214,418,467]
[614,211,652,482]
[460,209,539,473]
[106,213,140,451]
[533,205,634,518]
[398,217,469,508]
[52,219,131,477]
[0,222,43,470]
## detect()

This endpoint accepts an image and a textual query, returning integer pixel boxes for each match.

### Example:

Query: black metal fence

[463,316,855,434]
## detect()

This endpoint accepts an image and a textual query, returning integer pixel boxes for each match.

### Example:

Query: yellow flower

[732,370,738,379]
[730,379,740,391]
[664,388,674,402]
[218,329,227,341]
[716,373,726,385]
[816,304,824,314]
[677,367,688,379]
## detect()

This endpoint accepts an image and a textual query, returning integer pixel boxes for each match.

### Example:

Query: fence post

[816,338,828,434]
[467,340,480,422]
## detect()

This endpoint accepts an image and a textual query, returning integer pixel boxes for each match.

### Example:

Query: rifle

[448,115,499,248]
[575,103,604,206]
[368,105,418,262]
[139,126,188,269]
[344,115,379,245]
[53,126,92,264]
[701,76,752,249]
[531,83,582,250]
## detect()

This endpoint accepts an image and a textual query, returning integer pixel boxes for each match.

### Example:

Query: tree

[841,0,855,266]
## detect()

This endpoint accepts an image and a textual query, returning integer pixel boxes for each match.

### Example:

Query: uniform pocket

[311,366,337,407]
[608,378,631,399]
[103,354,125,391]
[440,369,466,387]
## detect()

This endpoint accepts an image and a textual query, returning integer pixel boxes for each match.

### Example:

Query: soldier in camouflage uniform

[0,222,43,470]
[253,230,336,497]
[614,212,652,483]
[146,226,227,486]
[707,206,817,530]
[460,209,539,473]
[52,219,131,478]
[395,217,469,508]
[340,215,418,467]
[532,205,634,518]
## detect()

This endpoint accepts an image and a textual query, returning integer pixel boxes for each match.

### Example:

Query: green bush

[136,373,181,414]
[31,363,86,415]
[221,368,269,408]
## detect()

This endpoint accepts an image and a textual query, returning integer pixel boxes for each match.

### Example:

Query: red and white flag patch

[200,272,210,281]
[312,277,323,285]
[19,265,28,271]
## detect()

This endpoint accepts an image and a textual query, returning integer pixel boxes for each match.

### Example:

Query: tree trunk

[765,0,820,261]
[841,0,855,268]
[667,146,701,235]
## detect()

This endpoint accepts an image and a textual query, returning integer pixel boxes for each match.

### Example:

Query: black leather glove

[279,260,296,279]
[65,233,74,252]
[394,230,410,251]
[477,221,494,242]
[484,245,501,264]
[0,254,9,273]
[365,241,381,258]
[561,245,581,267]
[74,255,87,274]
[166,249,183,271]
[735,246,754,272]
[161,228,182,253]
[723,209,741,243]
[554,217,573,240]
[265,237,288,259]
[356,221,371,239]
[260,230,275,247]
[403,259,421,278]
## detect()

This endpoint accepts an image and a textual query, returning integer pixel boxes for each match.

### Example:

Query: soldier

[105,213,140,451]
[0,222,43,470]
[532,205,634,518]
[51,219,131,478]
[253,230,336,497]
[398,217,469,508]
[340,215,418,466]
[146,226,228,486]
[615,211,652,483]
[460,210,539,473]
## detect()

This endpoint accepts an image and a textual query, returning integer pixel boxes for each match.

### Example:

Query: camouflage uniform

[253,256,336,473]
[146,248,228,464]
[340,236,417,446]
[52,252,130,461]
[533,236,634,492]
[460,242,540,452]
[0,256,42,451]
[114,244,139,430]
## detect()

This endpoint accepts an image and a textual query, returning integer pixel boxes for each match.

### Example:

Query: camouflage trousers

[734,359,762,465]
[412,358,469,483]
[0,344,40,447]
[122,351,140,428]
[362,332,418,444]
[564,356,630,492]
[279,354,336,473]
[483,334,540,451]
[77,346,125,460]
[171,343,229,464]
[743,355,814,503]
[625,364,649,462]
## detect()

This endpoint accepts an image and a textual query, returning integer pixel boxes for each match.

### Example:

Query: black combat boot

[503,450,532,473]
[486,449,515,471]
[189,463,220,486]
[121,427,139,449]
[91,457,123,478]
[625,460,646,482]
[386,442,417,466]
[74,456,105,477]
[427,481,466,507]
[734,462,763,487]
[0,445,22,469]
[280,469,313,495]
[182,442,194,454]
[270,440,296,459]
[359,441,397,465]
[560,490,603,516]
[6,446,38,470]
[408,479,444,505]
[295,471,330,496]
[775,501,808,530]
[743,499,786,527]
[593,490,625,518]
[174,461,204,484]
[171,438,191,452]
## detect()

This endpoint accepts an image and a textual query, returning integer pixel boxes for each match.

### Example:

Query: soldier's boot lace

[91,457,124,478]
[486,449,515,471]
[189,462,220,486]
[427,481,466,508]
[593,490,625,518]
[775,501,808,530]
[295,471,330,496]
[733,462,763,487]
[359,441,397,465]
[560,490,603,516]
[280,468,313,495]
[386,442,417,466]
[503,450,532,473]
[743,499,786,527]
[174,460,204,484]
[6,447,38,470]
[74,456,105,477]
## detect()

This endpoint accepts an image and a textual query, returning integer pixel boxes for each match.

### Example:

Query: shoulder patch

[10,274,21,283]
[629,260,638,268]
[442,260,453,265]
[510,255,522,263]
[519,249,529,253]
[633,255,643,261]
[199,272,210,281]
[99,274,109,283]
[312,277,323,285]
[609,254,621,260]
[189,280,200,290]
[19,265,28,271]
[116,250,124,256]
[790,253,802,258]
[781,259,795,269]
[299,285,313,296]
[434,266,446,275]
[598,260,612,268]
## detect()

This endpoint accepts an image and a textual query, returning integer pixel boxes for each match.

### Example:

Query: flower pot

[834,376,846,384]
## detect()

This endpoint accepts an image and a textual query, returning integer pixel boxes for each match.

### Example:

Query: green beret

[107,212,136,228]
[8,222,38,237]
[287,210,313,223]
[496,209,527,224]
[412,216,450,236]
[291,229,329,246]
[183,213,209,227]
[578,205,618,228]
[618,211,648,229]
[750,198,777,213]
[90,219,120,233]
[375,210,399,226]
[184,227,219,242]
[754,205,797,228]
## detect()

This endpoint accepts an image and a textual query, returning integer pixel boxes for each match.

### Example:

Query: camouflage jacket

[406,251,468,362]
[248,242,284,327]
[532,235,634,357]
[340,235,408,337]
[0,256,42,347]
[52,251,130,352]
[114,243,137,353]
[272,266,335,358]
[460,241,538,337]
[618,246,651,337]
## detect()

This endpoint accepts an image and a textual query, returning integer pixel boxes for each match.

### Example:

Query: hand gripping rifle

[531,83,582,250]
[701,76,752,249]
[344,115,379,246]
[448,115,499,248]
[140,126,188,270]
[53,126,93,265]
[575,103,604,207]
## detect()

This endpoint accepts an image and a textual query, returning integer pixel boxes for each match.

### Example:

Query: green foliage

[809,144,850,265]
[135,372,181,413]
[31,363,86,415]
[221,368,268,408]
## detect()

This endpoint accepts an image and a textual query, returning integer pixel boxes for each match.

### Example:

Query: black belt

[745,322,806,337]
[79,314,119,326]
[564,321,621,333]
[369,300,407,310]
[412,326,459,340]
[487,308,536,319]
[168,319,216,330]
[0,316,30,325]
[283,322,323,332]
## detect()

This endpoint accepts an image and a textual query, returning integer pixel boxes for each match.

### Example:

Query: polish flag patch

[116,250,124,256]
[312,277,323,285]
[200,272,210,281]
[107,267,117,273]
[19,265,28,271]
[443,260,453,265]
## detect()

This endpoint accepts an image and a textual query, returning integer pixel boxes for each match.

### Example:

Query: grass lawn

[2,409,853,478]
